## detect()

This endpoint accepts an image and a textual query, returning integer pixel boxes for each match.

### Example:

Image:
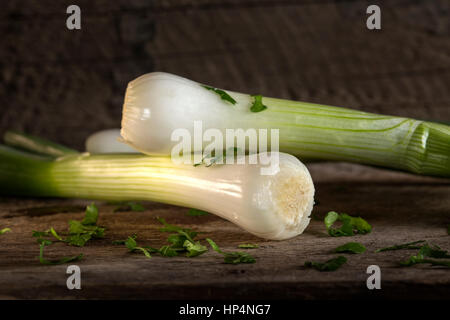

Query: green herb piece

[157,217,197,243]
[134,247,152,258]
[223,252,256,264]
[81,203,99,225]
[206,238,256,264]
[324,211,339,229]
[324,211,371,237]
[375,240,426,253]
[38,240,83,265]
[50,227,63,241]
[68,220,104,245]
[167,234,189,249]
[203,85,237,105]
[66,233,92,247]
[206,238,224,254]
[32,230,50,238]
[158,245,179,257]
[419,244,450,259]
[250,95,267,113]
[33,228,64,243]
[187,208,209,216]
[304,256,347,271]
[238,243,259,249]
[124,236,151,259]
[447,225,450,235]
[400,244,450,268]
[112,234,137,245]
[125,236,138,250]
[0,228,11,235]
[155,218,208,257]
[193,147,241,167]
[142,246,160,254]
[335,242,366,254]
[66,204,104,246]
[401,256,450,268]
[113,201,145,212]
[183,240,208,257]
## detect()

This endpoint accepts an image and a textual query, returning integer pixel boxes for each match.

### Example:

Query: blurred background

[0,0,449,150]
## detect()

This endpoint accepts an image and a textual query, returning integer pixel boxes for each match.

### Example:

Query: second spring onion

[121,72,450,177]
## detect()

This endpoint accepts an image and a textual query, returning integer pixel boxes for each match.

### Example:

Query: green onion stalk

[120,72,450,177]
[0,137,315,240]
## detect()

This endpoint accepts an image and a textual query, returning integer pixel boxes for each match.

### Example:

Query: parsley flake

[124,236,152,259]
[206,238,256,264]
[304,256,347,272]
[0,228,11,235]
[334,242,366,254]
[157,217,207,258]
[375,240,426,253]
[250,95,267,112]
[203,85,237,105]
[400,244,450,268]
[324,211,371,237]
[38,239,83,265]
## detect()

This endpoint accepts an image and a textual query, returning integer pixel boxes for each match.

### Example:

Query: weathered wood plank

[0,163,449,299]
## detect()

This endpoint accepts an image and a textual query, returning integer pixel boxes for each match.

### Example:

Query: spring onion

[121,72,450,177]
[0,143,314,240]
[85,129,138,154]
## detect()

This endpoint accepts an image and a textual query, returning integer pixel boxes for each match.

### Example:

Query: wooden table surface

[1,163,449,299]
[0,0,449,299]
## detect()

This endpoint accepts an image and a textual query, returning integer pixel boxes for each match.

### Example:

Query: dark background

[0,0,449,300]
[1,0,449,150]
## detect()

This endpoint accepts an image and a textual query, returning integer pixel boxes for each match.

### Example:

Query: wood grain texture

[0,0,449,299]
[0,163,449,299]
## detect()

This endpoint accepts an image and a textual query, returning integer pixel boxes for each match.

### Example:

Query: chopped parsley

[206,238,256,264]
[156,217,207,258]
[304,256,347,271]
[324,211,371,237]
[375,240,426,253]
[250,95,267,113]
[38,239,83,265]
[112,234,137,245]
[33,203,105,264]
[334,242,366,254]
[49,227,64,241]
[193,147,241,167]
[158,245,179,257]
[183,239,208,257]
[32,230,51,238]
[124,236,152,258]
[400,244,450,268]
[0,228,11,235]
[67,203,105,246]
[202,85,237,105]
[81,203,99,225]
